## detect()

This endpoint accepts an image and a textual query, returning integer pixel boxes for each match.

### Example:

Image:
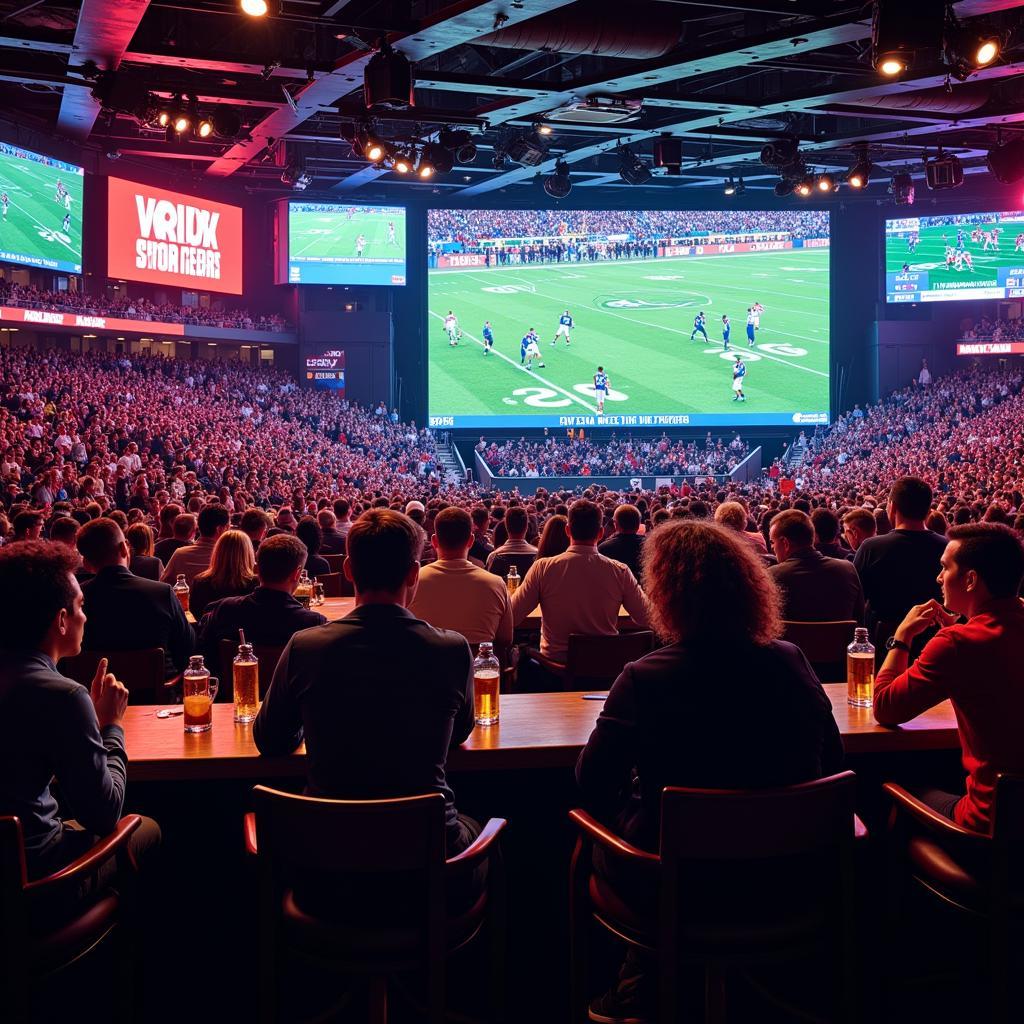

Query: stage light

[157,109,171,127]
[196,118,214,139]
[438,128,477,164]
[364,40,413,110]
[507,134,547,167]
[417,162,434,179]
[723,177,736,196]
[360,129,387,163]
[925,151,964,190]
[543,159,572,198]
[173,112,191,134]
[795,177,814,197]
[211,108,242,140]
[986,137,1024,184]
[653,137,682,172]
[847,147,872,188]
[944,16,1001,80]
[974,36,1000,66]
[872,1,943,77]
[816,173,837,192]
[536,123,553,136]
[890,171,915,205]
[240,0,275,15]
[392,148,415,174]
[760,137,799,169]
[774,178,795,197]
[421,141,454,175]
[878,56,905,76]
[618,146,651,186]
[492,151,508,170]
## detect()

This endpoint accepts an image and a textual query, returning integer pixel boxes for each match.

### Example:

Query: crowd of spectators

[427,209,830,246]
[960,316,1024,342]
[0,280,290,332]
[477,432,750,478]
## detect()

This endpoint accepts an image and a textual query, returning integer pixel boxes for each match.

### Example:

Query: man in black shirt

[0,541,160,882]
[254,509,478,855]
[854,476,948,639]
[597,504,646,581]
[77,518,194,680]
[197,533,326,668]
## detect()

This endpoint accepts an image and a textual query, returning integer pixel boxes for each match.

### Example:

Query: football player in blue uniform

[482,321,495,355]
[553,310,574,346]
[593,366,609,414]
[690,311,709,343]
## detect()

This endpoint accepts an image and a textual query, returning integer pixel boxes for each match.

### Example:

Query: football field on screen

[289,208,405,262]
[885,218,1024,287]
[0,154,82,269]
[427,249,830,421]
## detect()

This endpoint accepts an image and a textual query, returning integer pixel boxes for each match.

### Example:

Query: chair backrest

[252,786,446,874]
[219,639,285,698]
[59,648,166,704]
[781,620,856,672]
[322,554,346,575]
[565,631,655,689]
[315,571,343,598]
[0,817,27,897]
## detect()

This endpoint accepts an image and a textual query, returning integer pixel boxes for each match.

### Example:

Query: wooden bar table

[123,685,959,783]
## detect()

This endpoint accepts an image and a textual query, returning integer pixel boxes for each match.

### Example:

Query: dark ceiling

[2,0,1024,197]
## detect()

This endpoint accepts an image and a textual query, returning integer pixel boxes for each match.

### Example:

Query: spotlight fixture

[774,178,795,198]
[816,172,837,193]
[417,160,435,179]
[507,134,547,167]
[618,146,652,186]
[535,123,553,136]
[438,127,477,164]
[239,0,278,15]
[492,151,508,170]
[847,146,872,188]
[421,141,454,175]
[210,108,242,140]
[890,171,915,205]
[196,117,214,139]
[392,148,415,174]
[760,137,800,169]
[653,136,683,174]
[172,111,191,134]
[364,39,413,110]
[543,159,572,199]
[280,164,299,187]
[986,136,1024,184]
[871,1,944,77]
[925,149,964,190]
[795,175,814,197]
[723,177,736,196]
[943,8,1001,81]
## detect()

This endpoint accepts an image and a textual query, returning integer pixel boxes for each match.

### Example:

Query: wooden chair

[536,631,655,691]
[218,639,285,699]
[781,620,857,681]
[570,772,865,1024]
[245,786,506,1024]
[0,814,142,1022]
[323,553,346,576]
[315,571,343,597]
[883,776,1024,1023]
[59,648,173,705]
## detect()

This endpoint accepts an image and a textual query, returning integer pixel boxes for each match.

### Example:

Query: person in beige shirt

[409,506,513,648]
[511,499,651,663]
[160,505,229,584]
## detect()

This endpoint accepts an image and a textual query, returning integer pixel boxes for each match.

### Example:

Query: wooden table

[122,684,959,783]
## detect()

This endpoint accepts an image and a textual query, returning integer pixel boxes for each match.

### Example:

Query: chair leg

[368,975,388,1024]
[490,865,508,1024]
[569,843,591,1024]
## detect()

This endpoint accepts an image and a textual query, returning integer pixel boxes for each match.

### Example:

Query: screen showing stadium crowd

[0,347,1021,545]
[960,316,1024,342]
[0,281,290,332]
[427,209,830,248]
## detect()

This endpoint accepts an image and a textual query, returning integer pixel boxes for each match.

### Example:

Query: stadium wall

[299,310,391,406]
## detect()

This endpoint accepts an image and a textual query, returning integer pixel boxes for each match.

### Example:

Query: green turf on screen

[427,249,829,419]
[0,152,82,268]
[289,208,405,262]
[885,219,1024,288]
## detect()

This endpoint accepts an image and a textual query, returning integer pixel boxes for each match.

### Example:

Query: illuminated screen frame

[426,207,831,429]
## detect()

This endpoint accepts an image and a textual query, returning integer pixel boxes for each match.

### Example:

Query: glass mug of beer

[183,655,219,733]
[473,642,500,727]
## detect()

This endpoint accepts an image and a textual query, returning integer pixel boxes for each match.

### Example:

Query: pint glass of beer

[473,642,500,726]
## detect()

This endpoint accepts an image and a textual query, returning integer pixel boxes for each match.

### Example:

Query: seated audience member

[295,516,331,578]
[13,510,43,542]
[713,500,767,555]
[511,500,650,665]
[469,505,494,564]
[536,513,570,560]
[160,504,230,584]
[154,512,195,564]
[155,502,182,543]
[598,504,647,580]
[77,518,194,679]
[811,507,852,560]
[854,476,947,636]
[317,509,346,556]
[125,522,163,581]
[239,508,270,550]
[841,508,876,553]
[486,505,538,579]
[577,520,843,1022]
[266,507,297,537]
[410,507,513,647]
[254,510,480,859]
[0,541,161,884]
[874,523,1024,832]
[926,509,948,536]
[49,516,80,550]
[332,498,353,540]
[190,529,258,619]
[196,534,326,669]
[769,510,864,623]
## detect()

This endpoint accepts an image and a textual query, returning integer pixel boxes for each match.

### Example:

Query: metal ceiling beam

[205,0,579,178]
[56,0,150,141]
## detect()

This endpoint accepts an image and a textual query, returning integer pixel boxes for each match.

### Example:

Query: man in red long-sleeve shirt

[873,523,1024,833]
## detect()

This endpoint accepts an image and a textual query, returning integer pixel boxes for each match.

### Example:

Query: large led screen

[108,177,244,294]
[886,210,1024,303]
[287,202,406,285]
[426,209,831,429]
[0,142,83,274]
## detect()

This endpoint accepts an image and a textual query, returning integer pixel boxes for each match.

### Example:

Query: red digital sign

[957,341,1024,355]
[107,177,243,294]
[0,306,185,335]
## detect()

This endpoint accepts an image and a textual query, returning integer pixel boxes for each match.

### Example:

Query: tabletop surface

[122,683,960,782]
